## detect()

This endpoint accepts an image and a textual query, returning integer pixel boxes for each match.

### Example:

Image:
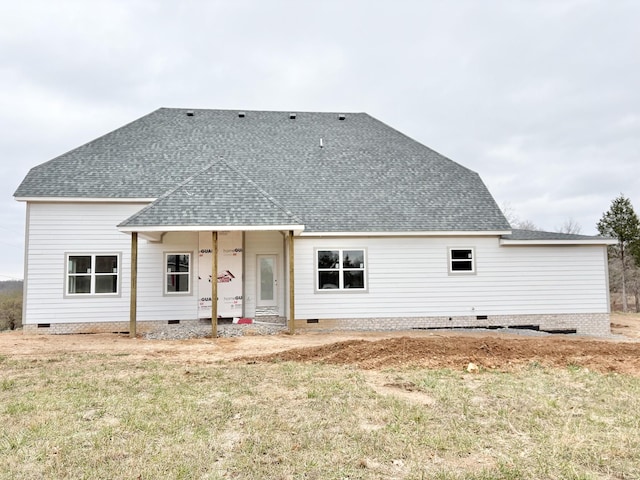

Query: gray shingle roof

[119,161,302,228]
[502,229,605,241]
[15,108,511,233]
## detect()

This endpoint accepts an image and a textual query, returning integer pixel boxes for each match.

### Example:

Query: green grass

[1,354,639,479]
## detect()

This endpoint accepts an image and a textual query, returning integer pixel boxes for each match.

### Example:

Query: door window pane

[260,257,274,300]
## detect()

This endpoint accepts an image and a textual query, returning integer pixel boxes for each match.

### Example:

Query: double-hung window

[165,253,191,294]
[317,249,366,290]
[66,254,119,295]
[449,248,475,274]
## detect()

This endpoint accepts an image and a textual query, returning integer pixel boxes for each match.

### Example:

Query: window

[449,248,475,273]
[317,249,366,290]
[165,253,191,294]
[66,254,119,295]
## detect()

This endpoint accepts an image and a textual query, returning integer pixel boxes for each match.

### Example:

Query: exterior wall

[24,202,141,326]
[137,231,199,321]
[23,203,610,336]
[23,202,201,327]
[244,231,286,318]
[293,236,611,335]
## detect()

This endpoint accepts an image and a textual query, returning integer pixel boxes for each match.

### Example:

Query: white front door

[257,255,277,308]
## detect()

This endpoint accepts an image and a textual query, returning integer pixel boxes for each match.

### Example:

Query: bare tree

[500,203,539,231]
[515,219,540,231]
[556,218,582,235]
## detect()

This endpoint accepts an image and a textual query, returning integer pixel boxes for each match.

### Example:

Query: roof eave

[300,230,513,237]
[500,238,617,246]
[15,196,156,203]
[118,224,306,235]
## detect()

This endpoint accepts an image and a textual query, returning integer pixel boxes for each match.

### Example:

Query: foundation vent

[338,114,346,120]
[289,113,297,119]
[238,112,246,118]
[186,110,195,117]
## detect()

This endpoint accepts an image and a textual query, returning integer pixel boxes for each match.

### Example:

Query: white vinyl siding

[294,236,610,319]
[135,232,198,320]
[23,203,199,324]
[24,203,140,324]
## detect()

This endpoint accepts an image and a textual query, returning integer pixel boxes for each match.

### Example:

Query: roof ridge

[159,107,362,116]
[216,156,305,225]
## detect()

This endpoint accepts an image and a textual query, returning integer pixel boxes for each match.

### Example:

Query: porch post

[129,232,138,338]
[288,230,295,334]
[211,231,218,338]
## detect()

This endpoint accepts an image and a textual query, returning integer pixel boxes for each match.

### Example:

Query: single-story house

[14,108,615,336]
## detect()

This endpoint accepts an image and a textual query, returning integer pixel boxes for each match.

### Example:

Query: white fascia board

[119,225,305,234]
[300,230,512,237]
[500,239,617,246]
[15,197,156,203]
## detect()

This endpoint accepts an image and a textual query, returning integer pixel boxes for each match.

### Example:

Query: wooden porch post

[211,231,218,338]
[288,230,295,334]
[129,232,138,338]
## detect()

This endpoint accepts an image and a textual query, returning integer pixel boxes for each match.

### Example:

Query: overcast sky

[1,0,639,279]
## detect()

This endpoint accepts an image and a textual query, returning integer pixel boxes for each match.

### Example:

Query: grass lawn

[1,352,639,479]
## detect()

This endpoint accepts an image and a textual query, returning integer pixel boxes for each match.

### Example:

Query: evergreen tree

[597,195,640,311]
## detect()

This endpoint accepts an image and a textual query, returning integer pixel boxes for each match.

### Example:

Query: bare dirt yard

[1,312,639,375]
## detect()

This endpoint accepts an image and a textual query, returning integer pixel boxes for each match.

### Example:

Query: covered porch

[123,228,299,338]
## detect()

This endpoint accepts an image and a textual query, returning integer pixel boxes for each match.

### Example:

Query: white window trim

[315,248,368,292]
[64,253,121,297]
[448,247,476,275]
[164,252,193,296]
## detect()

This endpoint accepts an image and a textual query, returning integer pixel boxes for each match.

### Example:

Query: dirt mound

[244,336,640,375]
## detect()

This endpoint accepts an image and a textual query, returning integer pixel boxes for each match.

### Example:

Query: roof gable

[118,160,302,229]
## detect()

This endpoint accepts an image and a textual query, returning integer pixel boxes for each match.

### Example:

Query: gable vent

[289,113,297,119]
[186,110,195,117]
[338,114,346,120]
[238,112,246,118]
